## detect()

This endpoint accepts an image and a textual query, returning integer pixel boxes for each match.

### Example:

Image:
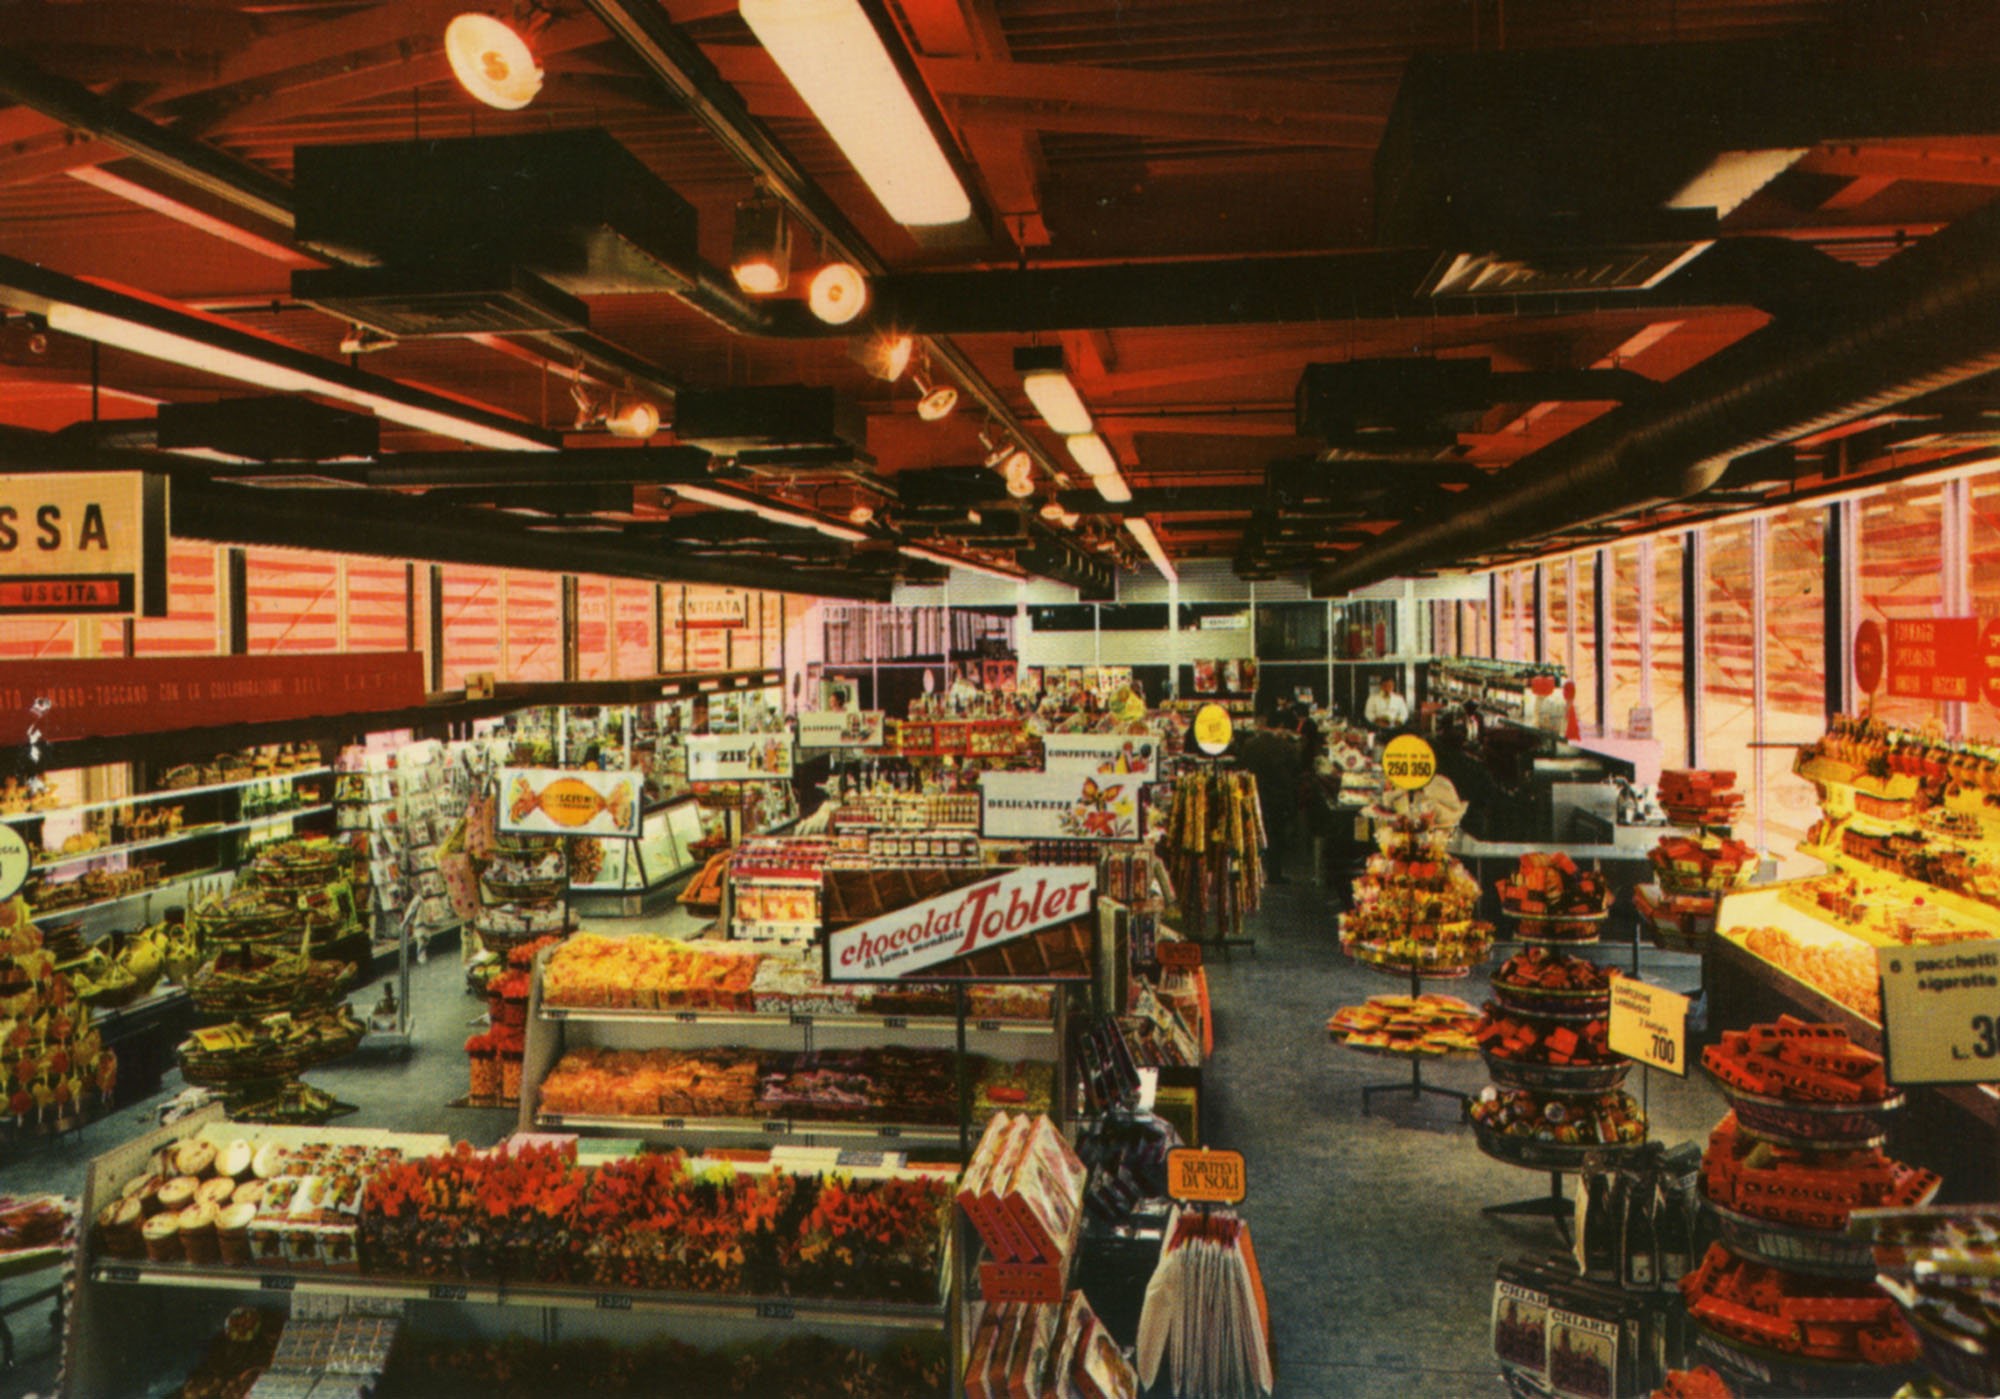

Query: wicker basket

[1482,1051,1631,1095]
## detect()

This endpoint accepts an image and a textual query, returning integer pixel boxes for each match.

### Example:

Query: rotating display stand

[1474,905,1644,1240]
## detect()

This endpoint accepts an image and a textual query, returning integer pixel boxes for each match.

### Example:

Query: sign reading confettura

[0,652,424,745]
[824,865,1097,983]
[1040,733,1160,783]
[499,768,643,838]
[686,732,794,781]
[979,769,1139,842]
[0,472,168,617]
[797,709,884,750]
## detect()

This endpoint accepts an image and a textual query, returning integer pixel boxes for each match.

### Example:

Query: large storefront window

[506,573,564,683]
[438,566,500,691]
[1703,522,1756,825]
[1606,544,1640,737]
[1765,505,1827,871]
[1652,535,1687,768]
[1860,481,1944,730]
[1573,555,1599,735]
[1546,558,1570,682]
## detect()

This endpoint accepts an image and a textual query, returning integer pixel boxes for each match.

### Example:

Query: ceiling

[5,0,2000,599]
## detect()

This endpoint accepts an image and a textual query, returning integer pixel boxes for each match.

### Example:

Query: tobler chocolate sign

[823,865,1096,984]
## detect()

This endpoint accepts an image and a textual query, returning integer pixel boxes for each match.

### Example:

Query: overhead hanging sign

[1853,619,1884,697]
[1041,733,1160,783]
[1607,979,1689,1076]
[0,652,424,745]
[797,710,884,749]
[686,732,793,781]
[684,592,749,630]
[0,472,166,617]
[1878,939,2000,1084]
[980,769,1139,842]
[1886,617,1982,702]
[824,864,1097,983]
[500,767,642,838]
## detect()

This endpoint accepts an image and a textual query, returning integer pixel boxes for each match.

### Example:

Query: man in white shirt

[1364,675,1409,731]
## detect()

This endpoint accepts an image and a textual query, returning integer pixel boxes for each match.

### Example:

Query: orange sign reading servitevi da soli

[499,768,642,838]
[1166,1148,1246,1204]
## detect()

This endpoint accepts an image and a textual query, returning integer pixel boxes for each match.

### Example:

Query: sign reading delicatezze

[0,472,167,616]
[499,768,643,838]
[979,769,1140,841]
[686,733,794,781]
[825,865,1096,981]
[1040,733,1160,783]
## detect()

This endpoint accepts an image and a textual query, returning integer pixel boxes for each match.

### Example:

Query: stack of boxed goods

[959,1112,1087,1278]
[1639,830,1756,953]
[1658,770,1746,828]
[963,1290,1138,1399]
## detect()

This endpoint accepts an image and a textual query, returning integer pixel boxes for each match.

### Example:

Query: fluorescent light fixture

[444,13,543,111]
[898,542,1020,582]
[730,195,793,295]
[41,300,553,451]
[1065,431,1117,478]
[1668,148,1807,220]
[739,0,971,227]
[673,481,870,542]
[1125,516,1176,582]
[808,261,869,325]
[1014,346,1093,434]
[1095,471,1133,504]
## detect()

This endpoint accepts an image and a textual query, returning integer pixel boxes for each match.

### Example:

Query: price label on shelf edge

[1381,734,1436,793]
[1878,939,2000,1084]
[1607,979,1689,1077]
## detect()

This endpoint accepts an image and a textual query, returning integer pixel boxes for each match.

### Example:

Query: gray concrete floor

[0,889,1730,1398]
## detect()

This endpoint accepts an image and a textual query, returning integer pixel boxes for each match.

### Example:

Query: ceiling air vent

[292,264,589,339]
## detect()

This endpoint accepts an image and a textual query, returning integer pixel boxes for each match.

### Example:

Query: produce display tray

[1488,981,1612,1020]
[1330,1037,1478,1062]
[1708,1074,1906,1146]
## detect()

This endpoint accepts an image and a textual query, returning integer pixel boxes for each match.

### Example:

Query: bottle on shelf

[1619,1168,1657,1292]
[1581,1169,1618,1282]
[1656,1175,1692,1288]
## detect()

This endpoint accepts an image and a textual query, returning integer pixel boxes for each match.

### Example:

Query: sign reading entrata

[686,733,793,781]
[1166,1148,1246,1204]
[1607,979,1689,1076]
[0,472,167,617]
[1878,939,2000,1084]
[500,768,643,838]
[979,769,1139,842]
[797,710,884,749]
[1383,734,1437,792]
[1041,733,1160,783]
[0,652,425,745]
[825,865,1096,982]
[684,592,749,630]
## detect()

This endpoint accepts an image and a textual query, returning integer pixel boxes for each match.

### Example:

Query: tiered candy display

[1686,1016,1923,1388]
[1659,770,1746,828]
[0,896,115,1129]
[1339,819,1491,974]
[1639,830,1755,952]
[1497,851,1612,941]
[1856,1206,2000,1396]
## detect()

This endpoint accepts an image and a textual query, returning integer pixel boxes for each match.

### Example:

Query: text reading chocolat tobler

[838,874,1091,970]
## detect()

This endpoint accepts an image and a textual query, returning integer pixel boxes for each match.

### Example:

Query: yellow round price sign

[1192,703,1234,756]
[1383,734,1436,792]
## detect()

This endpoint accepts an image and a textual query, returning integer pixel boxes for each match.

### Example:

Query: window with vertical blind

[659,585,685,673]
[684,587,734,672]
[574,576,611,680]
[504,572,563,683]
[244,548,341,654]
[1606,544,1641,738]
[1496,571,1517,660]
[1703,522,1757,822]
[1970,470,2000,731]
[438,566,501,691]
[0,616,77,662]
[1573,556,1598,735]
[612,580,655,678]
[1765,504,1827,870]
[1652,535,1687,768]
[1860,481,1944,731]
[344,558,409,654]
[1546,558,1571,680]
[131,539,222,656]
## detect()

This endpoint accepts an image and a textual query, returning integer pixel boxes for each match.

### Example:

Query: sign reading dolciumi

[0,472,167,616]
[1040,733,1159,783]
[797,710,885,749]
[979,770,1139,842]
[500,768,643,838]
[686,733,794,781]
[825,865,1095,982]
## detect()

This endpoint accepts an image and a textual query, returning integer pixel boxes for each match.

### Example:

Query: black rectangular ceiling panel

[672,385,866,456]
[157,396,379,462]
[291,263,589,338]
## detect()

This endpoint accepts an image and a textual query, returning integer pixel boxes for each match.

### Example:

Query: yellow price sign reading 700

[1382,734,1436,792]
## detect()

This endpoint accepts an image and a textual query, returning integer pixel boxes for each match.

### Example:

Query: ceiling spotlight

[808,261,869,325]
[1004,457,1036,498]
[444,13,543,111]
[911,370,958,422]
[606,399,660,439]
[339,323,398,356]
[1060,510,1080,529]
[1014,344,1093,435]
[847,503,875,526]
[730,194,792,295]
[996,447,1031,479]
[849,331,913,381]
[1038,501,1064,522]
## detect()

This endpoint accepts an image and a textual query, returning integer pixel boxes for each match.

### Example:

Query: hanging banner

[685,592,749,630]
[0,472,166,617]
[980,769,1139,842]
[500,767,642,838]
[1886,617,1981,702]
[1040,733,1160,783]
[687,732,794,781]
[1192,703,1233,756]
[797,710,884,749]
[824,864,1097,983]
[0,651,424,745]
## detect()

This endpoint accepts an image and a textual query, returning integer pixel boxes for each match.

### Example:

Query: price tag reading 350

[1382,734,1436,793]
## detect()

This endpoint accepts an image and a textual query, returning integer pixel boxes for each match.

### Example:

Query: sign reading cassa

[1383,734,1437,792]
[1166,1148,1246,1204]
[1192,703,1233,756]
[0,472,166,617]
[500,768,643,838]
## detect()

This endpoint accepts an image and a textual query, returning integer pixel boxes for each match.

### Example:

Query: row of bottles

[1579,1154,1696,1293]
[1812,714,2000,789]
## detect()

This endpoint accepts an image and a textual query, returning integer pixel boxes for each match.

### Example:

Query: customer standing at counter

[1238,707,1304,884]
[1364,674,1409,733]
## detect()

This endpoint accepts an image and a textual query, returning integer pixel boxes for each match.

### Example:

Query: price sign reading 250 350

[1381,735,1436,793]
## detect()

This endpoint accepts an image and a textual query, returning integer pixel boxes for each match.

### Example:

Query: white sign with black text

[1607,979,1689,1076]
[979,769,1140,842]
[686,732,794,781]
[826,865,1096,982]
[1040,733,1160,783]
[797,710,885,750]
[1878,939,2000,1084]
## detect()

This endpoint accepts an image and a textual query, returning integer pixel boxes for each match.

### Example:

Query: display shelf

[539,1005,1052,1035]
[87,1258,948,1327]
[533,1110,964,1144]
[1689,1316,1919,1397]
[1,768,331,826]
[28,805,334,873]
